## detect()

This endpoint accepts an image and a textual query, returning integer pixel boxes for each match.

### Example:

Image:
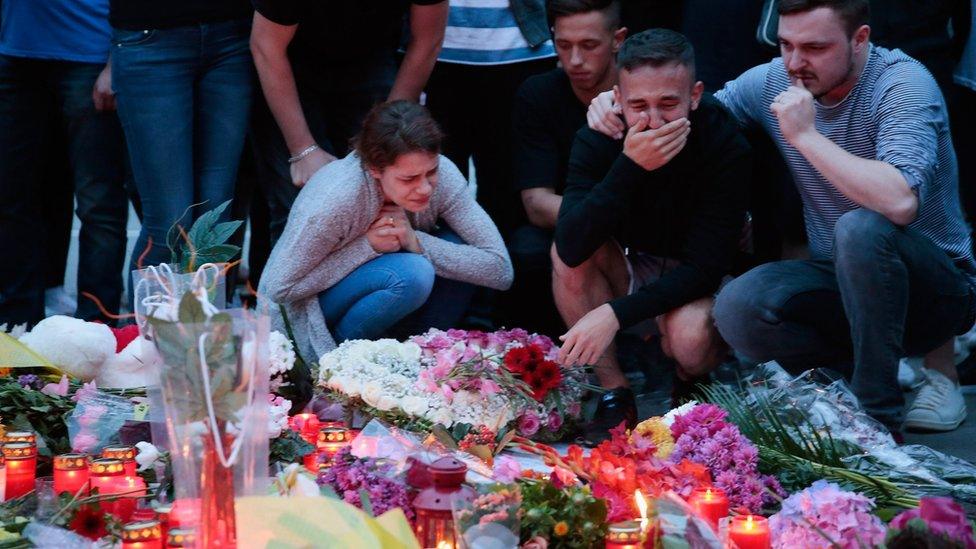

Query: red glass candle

[121,520,163,549]
[3,442,36,499]
[103,446,138,477]
[53,453,90,496]
[154,503,172,543]
[112,476,147,522]
[289,413,320,444]
[3,431,35,444]
[166,528,196,548]
[412,457,476,549]
[169,499,201,529]
[0,453,6,502]
[316,426,351,469]
[728,515,771,549]
[689,487,729,530]
[605,520,643,549]
[90,458,127,518]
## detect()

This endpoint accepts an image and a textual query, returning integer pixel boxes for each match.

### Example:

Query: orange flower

[553,521,569,537]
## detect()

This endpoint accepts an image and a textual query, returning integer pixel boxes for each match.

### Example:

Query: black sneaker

[579,387,638,447]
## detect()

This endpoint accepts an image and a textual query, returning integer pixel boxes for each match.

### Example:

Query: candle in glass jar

[3,442,36,499]
[89,458,126,518]
[103,446,138,477]
[728,515,771,549]
[316,426,351,468]
[3,431,35,444]
[605,520,643,549]
[0,454,6,502]
[121,519,163,549]
[53,453,90,495]
[289,413,320,443]
[113,476,147,522]
[166,528,196,548]
[689,487,729,530]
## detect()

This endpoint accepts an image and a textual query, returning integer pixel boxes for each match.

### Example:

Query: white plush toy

[18,315,115,381]
[96,337,154,389]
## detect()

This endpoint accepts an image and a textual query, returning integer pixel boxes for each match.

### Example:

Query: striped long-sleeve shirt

[716,45,976,286]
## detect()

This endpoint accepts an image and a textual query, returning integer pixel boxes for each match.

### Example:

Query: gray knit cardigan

[258,153,514,361]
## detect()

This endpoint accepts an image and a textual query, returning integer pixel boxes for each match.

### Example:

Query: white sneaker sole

[904,407,967,432]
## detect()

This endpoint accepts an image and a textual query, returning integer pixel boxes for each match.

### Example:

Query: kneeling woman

[260,101,514,360]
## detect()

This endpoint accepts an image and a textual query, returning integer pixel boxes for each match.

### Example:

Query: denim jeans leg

[194,20,253,219]
[713,258,853,372]
[0,55,46,325]
[113,27,196,272]
[388,229,479,338]
[55,61,129,322]
[318,253,436,343]
[833,209,974,429]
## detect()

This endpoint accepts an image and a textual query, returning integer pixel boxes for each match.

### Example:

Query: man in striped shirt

[709,0,976,436]
[588,0,975,435]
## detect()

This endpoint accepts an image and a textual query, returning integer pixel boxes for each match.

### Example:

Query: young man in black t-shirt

[250,0,448,241]
[553,29,751,438]
[505,0,627,337]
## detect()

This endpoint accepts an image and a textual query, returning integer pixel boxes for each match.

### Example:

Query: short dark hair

[352,100,444,170]
[777,0,869,36]
[616,29,695,76]
[547,0,621,31]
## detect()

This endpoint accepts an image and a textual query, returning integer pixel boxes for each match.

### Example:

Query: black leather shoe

[579,387,638,447]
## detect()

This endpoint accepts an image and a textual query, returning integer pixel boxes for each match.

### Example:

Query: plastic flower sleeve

[654,492,723,549]
[131,262,225,336]
[744,362,976,504]
[145,298,269,547]
[452,484,521,549]
[67,390,136,454]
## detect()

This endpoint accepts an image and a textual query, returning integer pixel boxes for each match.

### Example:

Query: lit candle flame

[746,515,754,531]
[705,488,713,500]
[436,542,453,549]
[634,489,649,531]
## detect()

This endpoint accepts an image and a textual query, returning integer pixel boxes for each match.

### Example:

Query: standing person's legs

[194,19,253,222]
[424,61,473,178]
[321,56,397,158]
[502,224,562,338]
[55,61,129,322]
[113,27,196,272]
[833,209,974,430]
[0,55,47,325]
[318,253,436,343]
[251,63,335,245]
[469,58,555,234]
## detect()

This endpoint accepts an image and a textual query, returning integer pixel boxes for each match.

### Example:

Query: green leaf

[358,488,374,516]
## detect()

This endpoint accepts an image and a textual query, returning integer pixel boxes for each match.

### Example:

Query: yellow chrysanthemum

[634,417,675,459]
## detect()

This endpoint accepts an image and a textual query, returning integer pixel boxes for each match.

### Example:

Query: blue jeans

[318,231,478,342]
[112,19,253,272]
[0,55,129,325]
[714,209,975,430]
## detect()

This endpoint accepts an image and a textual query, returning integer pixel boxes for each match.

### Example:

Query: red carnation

[69,504,108,540]
[503,347,533,374]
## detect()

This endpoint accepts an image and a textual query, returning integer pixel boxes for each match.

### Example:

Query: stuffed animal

[19,316,115,381]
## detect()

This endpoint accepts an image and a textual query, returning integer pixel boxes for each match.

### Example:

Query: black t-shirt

[110,0,252,30]
[513,69,588,195]
[554,95,752,328]
[253,0,444,67]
